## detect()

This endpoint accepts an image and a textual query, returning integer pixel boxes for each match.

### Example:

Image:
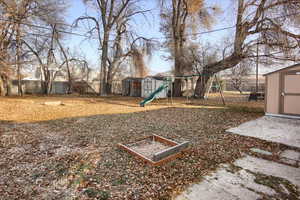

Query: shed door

[132,81,141,97]
[143,79,152,96]
[280,71,300,116]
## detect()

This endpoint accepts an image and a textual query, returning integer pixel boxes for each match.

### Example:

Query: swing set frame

[163,74,226,105]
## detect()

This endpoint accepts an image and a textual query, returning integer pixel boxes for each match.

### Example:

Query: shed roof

[123,77,143,81]
[144,76,165,80]
[263,63,300,76]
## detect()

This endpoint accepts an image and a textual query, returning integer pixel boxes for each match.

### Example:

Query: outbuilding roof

[123,77,143,80]
[144,76,165,80]
[263,63,300,76]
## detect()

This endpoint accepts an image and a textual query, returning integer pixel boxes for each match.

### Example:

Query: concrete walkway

[175,116,300,200]
[227,116,300,148]
[174,151,300,200]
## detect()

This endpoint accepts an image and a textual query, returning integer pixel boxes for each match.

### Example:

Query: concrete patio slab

[280,150,300,161]
[235,155,300,187]
[227,116,300,148]
[279,149,300,165]
[175,166,275,200]
[174,155,300,200]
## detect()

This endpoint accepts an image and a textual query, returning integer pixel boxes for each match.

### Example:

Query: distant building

[222,74,265,92]
[10,80,69,95]
[9,80,101,95]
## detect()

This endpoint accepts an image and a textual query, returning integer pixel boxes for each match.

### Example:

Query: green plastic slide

[140,84,168,107]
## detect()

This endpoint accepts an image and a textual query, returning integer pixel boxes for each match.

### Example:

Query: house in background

[222,74,265,92]
[10,79,70,95]
[264,63,300,118]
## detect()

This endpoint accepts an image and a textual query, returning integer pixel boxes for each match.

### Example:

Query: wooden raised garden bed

[118,134,189,166]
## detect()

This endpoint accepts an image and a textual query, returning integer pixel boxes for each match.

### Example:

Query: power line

[0,11,299,41]
[0,18,90,38]
[0,17,119,41]
[160,11,300,39]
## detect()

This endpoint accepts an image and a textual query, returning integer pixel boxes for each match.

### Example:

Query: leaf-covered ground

[0,94,284,199]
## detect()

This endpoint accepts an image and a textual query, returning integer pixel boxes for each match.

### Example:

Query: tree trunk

[106,68,113,94]
[194,52,244,98]
[63,59,72,94]
[194,75,210,98]
[41,80,48,94]
[55,30,72,94]
[0,76,12,96]
[44,71,50,94]
[100,33,109,96]
[173,79,182,97]
[106,70,112,95]
[173,41,183,97]
[106,82,112,95]
[6,79,11,96]
[16,22,23,96]
[194,0,247,97]
[48,76,53,94]
[40,72,47,94]
[0,76,5,96]
[171,0,187,97]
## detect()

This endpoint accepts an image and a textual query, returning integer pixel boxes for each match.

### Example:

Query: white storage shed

[141,76,168,98]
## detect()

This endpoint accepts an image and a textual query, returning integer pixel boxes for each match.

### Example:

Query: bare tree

[0,3,14,96]
[183,42,219,97]
[76,0,152,95]
[159,0,220,96]
[23,24,69,94]
[0,0,68,95]
[227,61,251,93]
[194,0,300,97]
[0,0,29,96]
[24,27,88,95]
[105,23,153,92]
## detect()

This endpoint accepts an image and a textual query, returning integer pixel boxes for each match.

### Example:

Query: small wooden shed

[122,77,142,97]
[264,63,300,117]
[141,76,168,98]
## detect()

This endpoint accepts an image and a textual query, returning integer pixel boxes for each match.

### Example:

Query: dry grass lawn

[0,93,282,200]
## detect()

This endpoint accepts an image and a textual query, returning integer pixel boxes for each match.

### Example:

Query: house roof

[263,63,300,76]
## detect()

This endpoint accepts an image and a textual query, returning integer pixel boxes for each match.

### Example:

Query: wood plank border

[117,135,189,166]
[153,134,178,146]
[153,141,189,162]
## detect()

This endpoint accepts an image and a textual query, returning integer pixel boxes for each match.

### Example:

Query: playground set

[120,74,225,165]
[139,74,225,107]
